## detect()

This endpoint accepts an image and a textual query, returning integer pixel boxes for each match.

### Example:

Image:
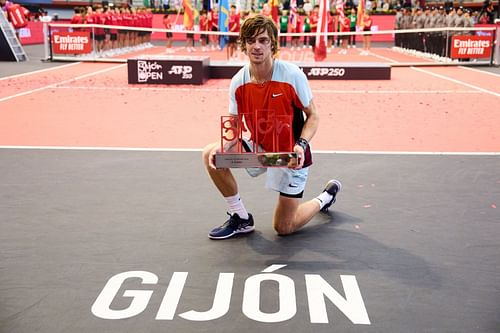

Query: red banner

[450,35,493,59]
[52,32,92,54]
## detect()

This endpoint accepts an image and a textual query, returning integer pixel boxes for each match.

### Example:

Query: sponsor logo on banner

[168,65,193,79]
[305,67,346,77]
[450,35,493,59]
[52,32,91,54]
[137,61,163,82]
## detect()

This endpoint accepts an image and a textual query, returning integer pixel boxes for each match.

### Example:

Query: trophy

[215,109,297,169]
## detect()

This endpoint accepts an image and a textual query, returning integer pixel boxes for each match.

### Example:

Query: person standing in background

[302,11,311,48]
[279,10,289,47]
[348,7,357,48]
[360,10,372,55]
[163,13,174,52]
[227,4,240,59]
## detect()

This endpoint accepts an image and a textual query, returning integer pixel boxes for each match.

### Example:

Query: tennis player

[202,15,341,240]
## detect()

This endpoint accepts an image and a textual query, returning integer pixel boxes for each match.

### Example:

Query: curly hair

[239,15,278,55]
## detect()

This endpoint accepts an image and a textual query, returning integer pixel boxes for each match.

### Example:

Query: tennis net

[46,22,498,66]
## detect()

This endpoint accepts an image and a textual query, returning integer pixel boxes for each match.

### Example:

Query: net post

[491,26,498,66]
[445,28,449,59]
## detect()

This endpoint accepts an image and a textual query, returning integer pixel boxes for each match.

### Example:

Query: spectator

[209,7,220,50]
[302,9,311,48]
[360,10,372,55]
[303,0,312,13]
[309,5,319,50]
[338,13,349,54]
[290,8,301,50]
[199,9,209,51]
[182,0,196,52]
[348,7,357,48]
[3,0,30,41]
[279,10,289,47]
[228,4,240,59]
[163,13,174,52]
[478,1,495,24]
[70,7,83,32]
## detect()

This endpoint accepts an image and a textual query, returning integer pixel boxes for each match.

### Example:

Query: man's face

[245,29,273,65]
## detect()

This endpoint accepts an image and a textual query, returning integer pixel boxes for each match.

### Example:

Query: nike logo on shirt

[272,93,283,98]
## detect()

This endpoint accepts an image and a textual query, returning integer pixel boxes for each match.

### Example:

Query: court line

[365,50,399,64]
[0,62,81,81]
[0,146,498,155]
[53,85,479,94]
[411,67,500,98]
[459,66,500,78]
[0,64,126,103]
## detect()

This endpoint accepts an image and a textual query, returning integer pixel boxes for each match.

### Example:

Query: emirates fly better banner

[52,32,92,54]
[450,35,493,59]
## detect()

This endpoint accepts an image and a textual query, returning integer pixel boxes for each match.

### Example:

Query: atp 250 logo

[168,65,193,79]
[91,264,371,325]
[306,67,346,77]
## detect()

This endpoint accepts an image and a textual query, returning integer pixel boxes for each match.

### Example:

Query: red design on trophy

[215,109,297,168]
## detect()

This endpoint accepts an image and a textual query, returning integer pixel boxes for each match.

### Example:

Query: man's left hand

[289,145,305,169]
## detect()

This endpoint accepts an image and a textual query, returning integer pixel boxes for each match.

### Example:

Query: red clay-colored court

[1,46,499,152]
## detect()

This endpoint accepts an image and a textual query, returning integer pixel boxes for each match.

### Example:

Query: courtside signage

[138,60,163,82]
[91,265,371,325]
[451,35,493,59]
[127,57,209,85]
[52,32,91,54]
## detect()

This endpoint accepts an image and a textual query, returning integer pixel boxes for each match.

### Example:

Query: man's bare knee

[273,223,295,236]
[202,143,217,167]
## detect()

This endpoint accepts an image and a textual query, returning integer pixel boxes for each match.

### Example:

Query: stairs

[0,11,28,62]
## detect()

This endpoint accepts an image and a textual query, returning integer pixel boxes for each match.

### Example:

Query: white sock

[225,194,249,219]
[314,191,333,210]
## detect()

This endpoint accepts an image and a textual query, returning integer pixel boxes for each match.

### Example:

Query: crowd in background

[69,5,154,55]
[3,0,497,59]
[394,1,497,58]
[160,0,376,57]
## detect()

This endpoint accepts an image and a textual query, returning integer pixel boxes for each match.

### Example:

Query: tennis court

[1,44,499,332]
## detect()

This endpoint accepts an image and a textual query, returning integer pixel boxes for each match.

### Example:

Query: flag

[183,0,194,29]
[356,0,365,27]
[314,0,329,61]
[336,0,345,34]
[290,0,297,31]
[218,0,229,49]
[269,0,279,24]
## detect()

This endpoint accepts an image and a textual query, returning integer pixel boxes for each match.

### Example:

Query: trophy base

[215,152,297,168]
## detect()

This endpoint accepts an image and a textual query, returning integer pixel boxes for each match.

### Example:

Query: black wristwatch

[295,137,308,151]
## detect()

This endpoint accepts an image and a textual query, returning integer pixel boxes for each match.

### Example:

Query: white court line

[53,85,480,94]
[411,67,500,98]
[459,66,500,78]
[0,62,81,81]
[363,50,399,64]
[0,64,126,103]
[0,146,498,155]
